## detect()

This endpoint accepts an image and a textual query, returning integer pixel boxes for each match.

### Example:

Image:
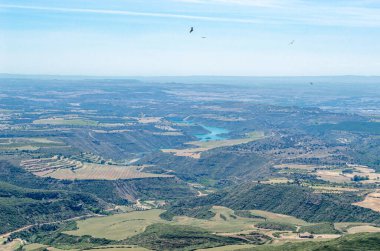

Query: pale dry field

[353,192,380,212]
[311,186,359,192]
[347,225,380,234]
[42,164,171,180]
[262,178,291,184]
[136,117,162,124]
[316,165,380,184]
[279,233,341,240]
[33,117,98,126]
[0,238,24,251]
[22,243,48,251]
[273,164,318,170]
[316,170,351,183]
[162,148,207,159]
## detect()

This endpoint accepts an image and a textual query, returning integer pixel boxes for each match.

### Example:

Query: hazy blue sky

[1,0,380,76]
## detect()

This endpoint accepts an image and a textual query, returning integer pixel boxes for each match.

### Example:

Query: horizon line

[1,73,380,79]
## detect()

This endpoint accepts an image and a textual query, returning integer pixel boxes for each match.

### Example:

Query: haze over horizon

[1,0,380,76]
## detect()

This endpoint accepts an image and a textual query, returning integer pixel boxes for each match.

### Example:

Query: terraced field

[21,157,171,180]
[21,157,84,175]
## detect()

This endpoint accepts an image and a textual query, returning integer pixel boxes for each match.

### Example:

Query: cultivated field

[21,157,171,180]
[33,117,99,126]
[353,192,380,212]
[0,137,64,152]
[316,165,380,184]
[311,185,359,194]
[21,157,83,175]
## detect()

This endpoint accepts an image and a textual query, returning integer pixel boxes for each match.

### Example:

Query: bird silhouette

[189,27,194,33]
[201,37,206,39]
[289,40,295,45]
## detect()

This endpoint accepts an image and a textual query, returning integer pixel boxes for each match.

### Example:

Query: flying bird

[289,40,295,45]
[189,27,194,33]
[310,82,314,85]
[201,37,207,39]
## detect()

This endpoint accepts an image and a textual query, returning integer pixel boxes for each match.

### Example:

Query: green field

[0,137,65,152]
[65,206,312,241]
[65,209,166,240]
[249,210,309,226]
[172,206,262,233]
[65,207,261,240]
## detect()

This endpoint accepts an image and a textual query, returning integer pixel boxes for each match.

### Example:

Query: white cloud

[0,4,266,24]
[2,2,380,27]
